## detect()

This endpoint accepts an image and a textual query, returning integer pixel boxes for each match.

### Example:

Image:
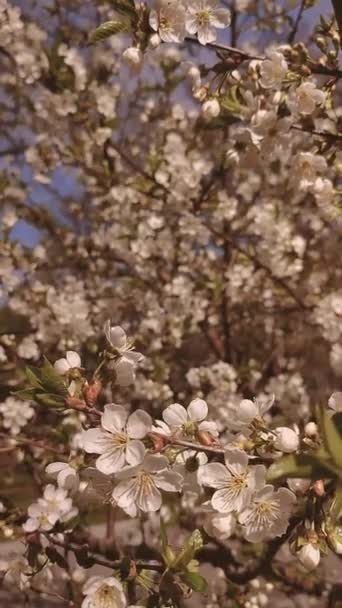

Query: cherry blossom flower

[238,484,296,542]
[112,454,183,517]
[82,576,126,608]
[288,81,326,115]
[23,485,78,533]
[54,351,81,375]
[185,0,231,45]
[298,543,320,570]
[149,0,186,43]
[82,404,152,475]
[328,392,342,413]
[162,398,218,437]
[104,322,144,386]
[225,395,275,431]
[0,397,34,435]
[45,461,79,492]
[203,510,236,540]
[259,50,288,88]
[199,450,265,513]
[273,426,299,453]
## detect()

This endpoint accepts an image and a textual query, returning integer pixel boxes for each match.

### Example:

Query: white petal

[23,518,39,532]
[112,478,137,508]
[101,404,128,434]
[53,358,69,375]
[163,403,187,428]
[187,398,208,422]
[82,428,113,455]
[212,488,242,513]
[198,463,229,489]
[126,440,145,466]
[46,462,66,476]
[96,447,126,475]
[143,455,168,473]
[127,410,152,439]
[238,399,258,422]
[224,449,248,474]
[328,392,342,412]
[66,351,81,368]
[109,326,127,349]
[115,357,135,386]
[137,483,161,512]
[155,471,184,492]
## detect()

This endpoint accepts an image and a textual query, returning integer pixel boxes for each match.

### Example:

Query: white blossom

[23,484,78,532]
[328,392,342,412]
[185,0,231,45]
[0,397,34,435]
[162,398,218,437]
[288,81,326,115]
[273,426,299,453]
[45,461,79,492]
[82,404,152,475]
[82,576,126,608]
[238,484,296,542]
[199,450,265,513]
[54,351,81,375]
[259,50,288,88]
[149,0,186,43]
[112,454,183,516]
[298,543,320,570]
[202,98,221,119]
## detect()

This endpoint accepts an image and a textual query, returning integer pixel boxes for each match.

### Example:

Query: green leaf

[174,529,204,568]
[35,392,66,409]
[160,517,168,554]
[321,408,342,468]
[181,571,208,593]
[40,357,68,396]
[25,367,44,390]
[88,20,130,45]
[266,453,333,482]
[111,0,137,18]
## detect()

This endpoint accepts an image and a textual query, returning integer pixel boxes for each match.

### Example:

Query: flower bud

[304,421,317,437]
[274,426,299,452]
[287,478,311,494]
[122,47,143,71]
[83,379,102,407]
[238,399,258,423]
[298,543,320,570]
[202,98,220,119]
[149,33,161,48]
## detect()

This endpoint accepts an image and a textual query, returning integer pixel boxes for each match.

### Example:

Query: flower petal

[127,410,152,439]
[53,358,69,375]
[198,463,229,488]
[82,428,113,455]
[66,351,81,368]
[101,404,128,434]
[187,398,208,422]
[96,447,126,475]
[126,440,145,466]
[162,403,187,428]
[112,478,137,508]
[155,471,184,492]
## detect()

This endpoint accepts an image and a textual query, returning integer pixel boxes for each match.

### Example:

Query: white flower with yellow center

[238,484,296,542]
[185,0,231,45]
[112,454,183,517]
[82,576,126,608]
[54,350,81,375]
[288,81,326,115]
[198,450,265,513]
[104,322,144,387]
[82,404,152,475]
[259,49,288,88]
[162,398,218,437]
[149,0,186,43]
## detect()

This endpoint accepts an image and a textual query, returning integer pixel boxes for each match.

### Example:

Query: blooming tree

[0,0,342,606]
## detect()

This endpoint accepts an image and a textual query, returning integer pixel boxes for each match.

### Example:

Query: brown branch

[46,535,164,572]
[0,432,64,455]
[331,0,342,47]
